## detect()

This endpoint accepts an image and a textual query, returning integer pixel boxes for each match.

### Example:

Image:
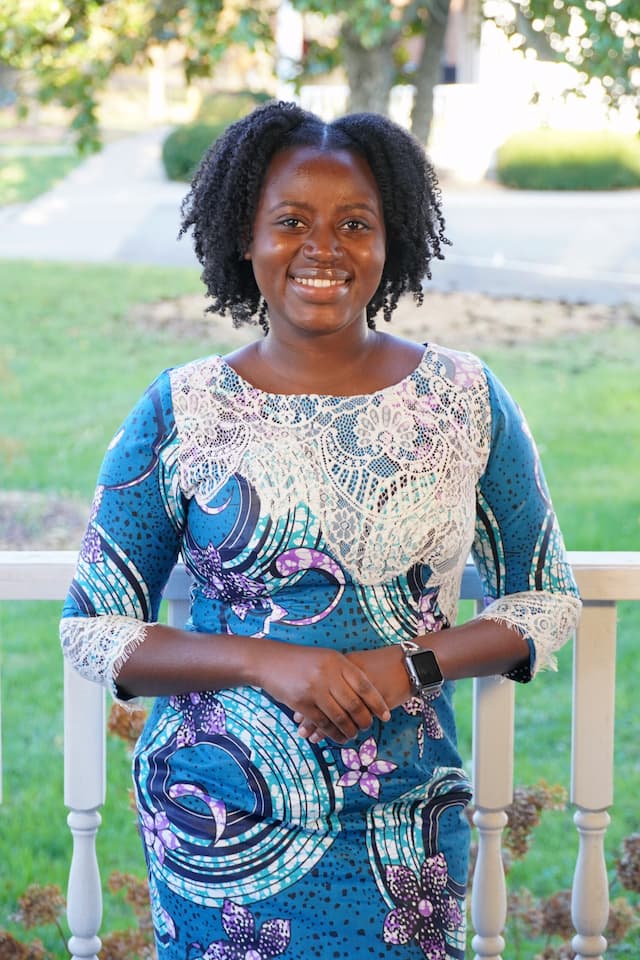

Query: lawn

[0,260,638,956]
[0,153,83,206]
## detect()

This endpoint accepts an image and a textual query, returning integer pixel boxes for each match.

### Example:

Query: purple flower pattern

[80,485,104,563]
[199,899,291,959]
[141,810,180,865]
[403,692,444,759]
[383,853,463,958]
[169,690,226,748]
[337,736,397,799]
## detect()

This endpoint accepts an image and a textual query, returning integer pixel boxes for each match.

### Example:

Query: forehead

[259,146,381,206]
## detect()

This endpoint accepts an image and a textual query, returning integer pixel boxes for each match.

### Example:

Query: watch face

[411,649,443,687]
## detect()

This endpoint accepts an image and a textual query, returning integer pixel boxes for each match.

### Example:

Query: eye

[277,217,305,229]
[342,219,369,232]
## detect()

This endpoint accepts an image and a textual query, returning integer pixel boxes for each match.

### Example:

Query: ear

[243,249,252,260]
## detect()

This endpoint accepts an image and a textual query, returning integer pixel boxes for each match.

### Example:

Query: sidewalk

[0,127,193,266]
[0,126,638,304]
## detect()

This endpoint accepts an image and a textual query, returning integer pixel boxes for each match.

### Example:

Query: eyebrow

[267,200,381,216]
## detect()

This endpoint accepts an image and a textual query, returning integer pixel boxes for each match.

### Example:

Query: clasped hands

[259,642,414,746]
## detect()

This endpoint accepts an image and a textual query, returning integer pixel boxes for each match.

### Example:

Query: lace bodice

[171,349,491,587]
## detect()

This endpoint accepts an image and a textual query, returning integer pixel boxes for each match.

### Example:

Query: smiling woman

[59,101,580,960]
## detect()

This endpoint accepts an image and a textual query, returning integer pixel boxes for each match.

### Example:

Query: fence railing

[1,550,639,960]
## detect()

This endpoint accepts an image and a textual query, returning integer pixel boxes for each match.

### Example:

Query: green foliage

[483,0,640,110]
[161,120,227,181]
[0,152,81,205]
[495,129,640,190]
[0,1,274,154]
[195,88,271,125]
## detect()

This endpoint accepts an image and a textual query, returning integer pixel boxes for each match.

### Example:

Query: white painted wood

[63,660,106,958]
[64,662,106,810]
[472,675,515,810]
[571,809,611,960]
[471,808,508,960]
[569,601,617,958]
[66,809,103,960]
[470,675,513,959]
[571,602,617,810]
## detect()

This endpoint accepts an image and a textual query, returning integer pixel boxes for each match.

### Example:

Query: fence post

[471,674,515,960]
[64,662,106,960]
[570,601,617,960]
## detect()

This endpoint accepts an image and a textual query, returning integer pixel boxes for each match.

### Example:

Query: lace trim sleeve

[477,590,582,680]
[60,614,151,703]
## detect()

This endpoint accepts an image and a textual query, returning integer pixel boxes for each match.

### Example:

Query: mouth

[288,271,351,296]
[291,276,349,288]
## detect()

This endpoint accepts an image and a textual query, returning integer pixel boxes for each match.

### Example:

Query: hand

[294,645,411,742]
[257,642,391,744]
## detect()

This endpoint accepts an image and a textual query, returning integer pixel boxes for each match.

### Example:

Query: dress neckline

[216,346,430,402]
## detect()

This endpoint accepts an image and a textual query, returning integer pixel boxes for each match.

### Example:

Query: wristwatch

[400,639,444,695]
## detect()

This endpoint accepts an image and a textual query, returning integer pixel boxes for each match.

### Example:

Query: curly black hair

[179,100,450,331]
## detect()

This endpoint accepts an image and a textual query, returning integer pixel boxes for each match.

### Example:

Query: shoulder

[420,342,489,394]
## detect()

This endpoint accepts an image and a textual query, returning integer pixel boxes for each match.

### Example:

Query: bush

[495,129,640,190]
[162,90,272,182]
[161,121,228,181]
[196,88,271,125]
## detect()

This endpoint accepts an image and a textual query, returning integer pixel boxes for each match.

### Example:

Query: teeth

[294,277,346,287]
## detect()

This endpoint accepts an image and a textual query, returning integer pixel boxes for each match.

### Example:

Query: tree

[0,0,274,153]
[292,0,639,144]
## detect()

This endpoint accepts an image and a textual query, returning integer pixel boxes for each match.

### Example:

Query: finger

[322,687,372,741]
[295,704,352,744]
[341,664,391,724]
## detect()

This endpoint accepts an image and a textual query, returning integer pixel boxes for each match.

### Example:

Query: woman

[61,101,581,959]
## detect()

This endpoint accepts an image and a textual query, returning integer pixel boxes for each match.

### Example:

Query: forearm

[422,617,531,682]
[115,622,267,698]
[105,620,391,744]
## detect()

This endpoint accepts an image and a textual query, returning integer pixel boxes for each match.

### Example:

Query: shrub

[161,121,227,182]
[495,129,640,190]
[161,90,272,182]
[196,88,271,125]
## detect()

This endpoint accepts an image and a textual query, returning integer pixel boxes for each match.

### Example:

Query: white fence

[1,550,639,960]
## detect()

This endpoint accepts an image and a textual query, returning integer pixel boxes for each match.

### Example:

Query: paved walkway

[0,126,638,304]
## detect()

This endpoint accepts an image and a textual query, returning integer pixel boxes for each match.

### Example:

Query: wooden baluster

[64,662,106,960]
[471,674,515,960]
[570,601,617,960]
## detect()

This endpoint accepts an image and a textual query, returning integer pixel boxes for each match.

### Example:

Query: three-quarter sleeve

[471,365,581,681]
[60,370,186,699]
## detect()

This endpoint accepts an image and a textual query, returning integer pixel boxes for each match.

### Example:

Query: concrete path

[0,126,638,305]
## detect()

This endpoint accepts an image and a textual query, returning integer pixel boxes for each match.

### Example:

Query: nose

[302,223,341,261]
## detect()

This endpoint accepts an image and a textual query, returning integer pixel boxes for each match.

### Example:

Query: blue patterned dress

[61,345,581,960]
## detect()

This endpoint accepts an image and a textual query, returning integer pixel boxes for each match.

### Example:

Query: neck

[257,325,380,394]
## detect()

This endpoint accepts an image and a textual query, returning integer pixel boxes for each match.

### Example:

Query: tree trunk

[342,23,397,116]
[410,0,451,146]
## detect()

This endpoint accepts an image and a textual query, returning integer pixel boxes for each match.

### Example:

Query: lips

[293,276,348,288]
[289,270,350,290]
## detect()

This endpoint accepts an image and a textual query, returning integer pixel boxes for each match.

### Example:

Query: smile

[291,276,349,288]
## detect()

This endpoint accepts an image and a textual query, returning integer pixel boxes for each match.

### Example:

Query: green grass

[0,153,83,205]
[0,260,638,955]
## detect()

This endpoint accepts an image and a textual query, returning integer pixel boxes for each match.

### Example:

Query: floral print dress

[61,345,581,960]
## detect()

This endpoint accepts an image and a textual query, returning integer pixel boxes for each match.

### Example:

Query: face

[245,146,386,338]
